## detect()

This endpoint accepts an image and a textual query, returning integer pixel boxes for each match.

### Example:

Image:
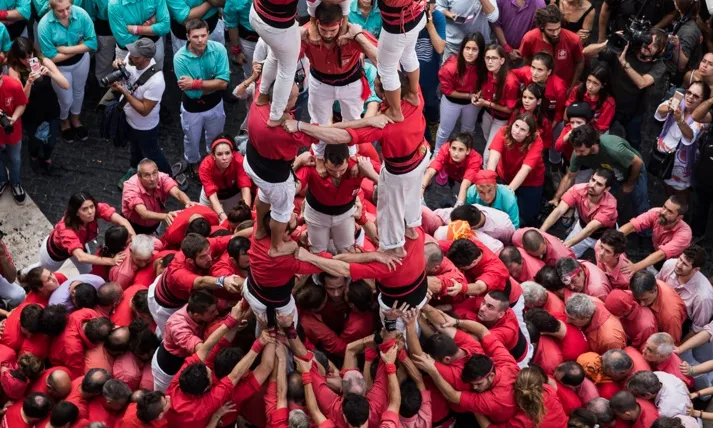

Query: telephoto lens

[100,65,130,87]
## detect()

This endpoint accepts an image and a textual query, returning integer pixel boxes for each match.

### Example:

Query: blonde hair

[514,368,546,427]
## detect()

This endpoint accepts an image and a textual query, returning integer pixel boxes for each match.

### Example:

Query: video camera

[607,16,654,54]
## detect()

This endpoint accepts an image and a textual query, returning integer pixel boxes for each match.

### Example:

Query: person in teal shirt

[0,22,11,55]
[348,0,381,38]
[465,178,521,228]
[223,0,256,77]
[167,0,223,55]
[0,0,31,40]
[173,18,229,169]
[80,0,114,81]
[108,0,169,68]
[37,0,96,143]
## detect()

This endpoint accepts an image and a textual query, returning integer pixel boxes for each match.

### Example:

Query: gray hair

[102,379,132,402]
[131,234,155,257]
[602,349,633,377]
[342,371,366,396]
[555,257,580,279]
[522,281,548,308]
[626,371,662,397]
[565,293,596,319]
[647,332,675,357]
[586,398,614,424]
[288,409,310,428]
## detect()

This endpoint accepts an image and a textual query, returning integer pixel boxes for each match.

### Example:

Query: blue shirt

[173,40,230,99]
[348,0,381,38]
[465,183,521,228]
[37,5,97,59]
[223,0,253,30]
[0,23,10,52]
[416,10,445,94]
[0,0,30,21]
[167,0,217,25]
[81,0,109,21]
[108,0,170,48]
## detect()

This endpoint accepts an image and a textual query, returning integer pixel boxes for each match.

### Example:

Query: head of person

[556,258,586,293]
[46,369,72,401]
[597,230,627,266]
[483,43,507,75]
[524,308,560,335]
[65,191,100,229]
[473,170,498,204]
[424,242,444,275]
[674,0,699,21]
[185,19,210,53]
[522,229,547,260]
[424,333,460,364]
[642,332,675,364]
[604,289,638,318]
[448,133,474,164]
[342,393,369,428]
[288,410,310,428]
[82,368,111,398]
[99,226,130,260]
[446,238,482,270]
[49,0,72,20]
[587,397,615,425]
[84,317,114,344]
[314,2,343,43]
[318,272,347,304]
[126,38,156,68]
[505,113,538,148]
[450,204,482,229]
[11,353,43,386]
[97,282,123,310]
[287,371,306,406]
[209,134,235,171]
[19,304,44,336]
[457,33,486,78]
[129,319,160,362]
[565,293,596,327]
[530,52,554,84]
[659,195,688,227]
[181,233,213,270]
[226,236,250,270]
[601,349,634,381]
[71,282,98,309]
[294,279,327,312]
[685,80,710,112]
[399,379,422,419]
[226,201,252,228]
[128,289,150,320]
[554,361,585,387]
[587,168,614,198]
[23,267,61,297]
[626,370,663,400]
[49,401,79,428]
[478,291,509,324]
[129,234,154,269]
[155,253,175,277]
[520,83,545,117]
[534,265,565,294]
[580,65,611,102]
[630,271,658,307]
[8,36,44,73]
[187,290,219,324]
[137,391,171,424]
[462,354,496,392]
[179,361,213,395]
[105,326,131,357]
[22,392,53,423]
[137,159,160,191]
[374,70,411,103]
[675,245,706,278]
[535,5,562,44]
[568,408,599,428]
[101,379,131,412]
[499,247,524,279]
[323,143,351,179]
[40,304,67,337]
[652,417,686,428]
[342,370,366,397]
[699,52,713,76]
[637,29,667,61]
[565,102,594,129]
[569,124,600,157]
[609,391,641,421]
[214,346,244,379]
[521,281,549,309]
[513,367,547,426]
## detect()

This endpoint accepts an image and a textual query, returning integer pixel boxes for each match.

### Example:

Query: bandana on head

[474,170,497,185]
[447,220,475,241]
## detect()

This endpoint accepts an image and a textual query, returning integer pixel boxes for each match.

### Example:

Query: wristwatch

[216,276,225,289]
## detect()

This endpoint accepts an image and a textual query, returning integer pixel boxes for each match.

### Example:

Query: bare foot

[256,93,270,106]
[403,91,419,106]
[384,107,404,123]
[384,246,407,258]
[404,227,418,240]
[269,240,298,257]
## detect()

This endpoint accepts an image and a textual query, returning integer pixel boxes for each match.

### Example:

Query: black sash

[306,190,355,216]
[378,271,428,307]
[181,90,223,113]
[245,140,293,183]
[247,269,294,307]
[156,342,185,375]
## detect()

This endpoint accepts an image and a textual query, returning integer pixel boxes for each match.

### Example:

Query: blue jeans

[516,185,543,227]
[128,125,171,174]
[0,142,22,185]
[25,120,58,161]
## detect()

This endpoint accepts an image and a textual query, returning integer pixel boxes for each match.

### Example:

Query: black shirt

[612,52,667,117]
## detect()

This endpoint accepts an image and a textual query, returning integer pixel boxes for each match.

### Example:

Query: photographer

[597,0,675,44]
[110,38,169,175]
[0,74,27,205]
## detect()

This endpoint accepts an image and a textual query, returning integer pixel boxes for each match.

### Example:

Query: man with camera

[110,38,170,175]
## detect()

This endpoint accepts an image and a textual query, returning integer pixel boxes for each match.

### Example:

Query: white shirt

[657,258,713,332]
[654,371,692,418]
[432,204,515,246]
[122,58,166,130]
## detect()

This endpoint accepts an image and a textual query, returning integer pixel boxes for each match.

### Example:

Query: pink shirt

[109,237,164,290]
[512,228,575,266]
[121,173,178,227]
[581,261,612,301]
[163,306,204,357]
[513,247,546,282]
[629,208,692,258]
[113,352,152,391]
[657,258,713,333]
[399,390,431,428]
[561,184,618,228]
[574,378,600,404]
[594,239,632,290]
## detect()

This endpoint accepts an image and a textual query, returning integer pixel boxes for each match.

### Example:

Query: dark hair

[50,401,79,426]
[599,230,627,254]
[209,229,231,237]
[609,391,638,414]
[535,4,562,30]
[100,226,129,257]
[314,1,342,25]
[499,246,523,265]
[505,113,539,152]
[84,317,114,343]
[524,308,560,333]
[214,347,244,378]
[457,33,487,93]
[346,280,372,312]
[41,304,68,336]
[462,354,494,383]
[227,200,252,225]
[185,18,209,35]
[483,44,509,102]
[210,133,234,154]
[683,245,706,269]
[74,283,98,309]
[132,289,150,316]
[97,282,122,307]
[181,233,209,259]
[425,334,459,360]
[522,229,545,252]
[102,379,131,404]
[451,132,475,150]
[450,204,482,227]
[160,253,175,269]
[227,236,251,260]
[137,391,166,423]
[446,238,482,268]
[568,408,598,428]
[129,319,160,359]
[342,393,370,426]
[651,416,686,428]
[187,290,217,314]
[294,280,327,310]
[179,362,210,395]
[399,379,422,418]
[517,83,547,129]
[15,353,43,381]
[186,218,211,238]
[487,290,511,311]
[676,0,700,19]
[8,36,44,75]
[555,361,585,386]
[689,80,712,104]
[630,271,658,297]
[593,168,615,188]
[668,194,689,216]
[20,304,44,334]
[83,368,111,395]
[535,266,564,292]
[23,266,48,293]
[526,321,540,345]
[532,51,555,71]
[575,65,612,111]
[105,327,131,355]
[23,392,53,420]
[626,370,663,397]
[569,124,599,148]
[324,143,350,166]
[64,192,100,231]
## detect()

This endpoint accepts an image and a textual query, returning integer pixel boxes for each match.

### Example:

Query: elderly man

[604,290,657,349]
[521,281,565,315]
[465,170,520,228]
[587,398,616,427]
[641,333,694,389]
[627,371,692,419]
[630,271,687,344]
[499,246,545,283]
[512,228,575,267]
[109,234,162,289]
[600,348,650,398]
[565,293,626,354]
[556,257,611,301]
[595,230,632,290]
[121,159,196,235]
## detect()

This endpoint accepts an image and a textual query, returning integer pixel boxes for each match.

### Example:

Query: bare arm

[552,170,577,203]
[564,219,603,247]
[691,97,713,123]
[540,200,569,232]
[597,2,610,43]
[623,155,644,188]
[507,164,532,192]
[292,122,354,144]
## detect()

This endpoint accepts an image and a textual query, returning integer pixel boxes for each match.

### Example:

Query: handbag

[647,141,676,180]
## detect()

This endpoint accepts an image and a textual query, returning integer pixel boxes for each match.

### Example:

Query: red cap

[604,289,635,317]
[474,170,497,185]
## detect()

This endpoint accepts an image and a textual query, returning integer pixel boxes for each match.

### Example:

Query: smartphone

[454,15,466,24]
[28,57,40,74]
[671,90,684,111]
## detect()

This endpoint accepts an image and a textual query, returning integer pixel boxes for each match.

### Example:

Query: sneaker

[74,125,89,141]
[11,184,25,205]
[0,182,7,197]
[61,127,75,143]
[117,168,136,190]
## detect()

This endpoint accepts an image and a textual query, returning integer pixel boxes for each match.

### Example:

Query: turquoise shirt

[173,40,230,99]
[0,0,30,21]
[167,0,217,26]
[108,0,170,48]
[223,0,252,30]
[0,23,10,52]
[348,0,381,39]
[81,0,108,21]
[37,6,97,59]
[32,0,83,18]
[465,184,521,228]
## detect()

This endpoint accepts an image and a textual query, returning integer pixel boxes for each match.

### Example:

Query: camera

[0,112,14,135]
[101,65,130,87]
[607,17,654,54]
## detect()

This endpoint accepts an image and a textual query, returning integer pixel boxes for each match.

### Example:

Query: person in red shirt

[160,205,220,250]
[209,237,250,302]
[512,83,554,150]
[0,75,29,205]
[610,391,660,428]
[604,290,658,349]
[641,332,694,389]
[424,242,468,307]
[512,51,568,124]
[521,281,566,314]
[565,65,615,133]
[512,228,575,267]
[20,268,66,307]
[596,230,633,291]
[116,390,170,428]
[519,5,584,87]
[630,271,688,344]
[422,133,482,205]
[87,378,132,427]
[553,102,593,163]
[525,308,591,362]
[28,366,72,401]
[434,34,485,154]
[110,285,152,328]
[64,368,111,420]
[500,247,546,283]
[1,392,52,428]
[199,136,253,220]
[486,113,545,227]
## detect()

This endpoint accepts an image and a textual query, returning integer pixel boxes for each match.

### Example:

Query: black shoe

[61,127,76,142]
[11,184,25,205]
[74,125,88,141]
[0,182,7,197]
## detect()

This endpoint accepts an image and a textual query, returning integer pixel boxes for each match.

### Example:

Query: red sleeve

[378,410,400,428]
[310,362,342,421]
[265,381,278,416]
[347,127,385,146]
[231,372,262,411]
[198,157,219,197]
[482,333,518,367]
[340,310,374,345]
[511,67,529,84]
[560,185,578,208]
[554,79,567,123]
[301,312,348,356]
[55,272,67,284]
[554,124,572,154]
[565,86,578,107]
[366,363,389,419]
[502,74,521,110]
[208,235,232,256]
[20,334,51,360]
[454,329,484,354]
[438,57,457,96]
[428,143,450,172]
[518,31,535,58]
[270,407,290,428]
[593,97,616,132]
[462,151,483,183]
[96,202,117,222]
[488,129,505,154]
[522,137,544,169]
[349,261,392,282]
[294,164,311,193]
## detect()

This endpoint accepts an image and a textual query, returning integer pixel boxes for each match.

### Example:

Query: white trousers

[171,19,226,55]
[434,96,480,154]
[115,37,165,71]
[243,155,295,223]
[378,293,425,339]
[378,149,430,249]
[147,276,179,339]
[243,277,298,336]
[0,277,26,307]
[304,199,356,253]
[199,187,244,214]
[308,78,363,158]
[376,15,426,91]
[250,6,300,121]
[95,35,116,81]
[511,295,534,369]
[52,53,90,120]
[150,350,173,392]
[481,111,508,167]
[39,236,92,274]
[180,100,226,164]
[239,38,257,78]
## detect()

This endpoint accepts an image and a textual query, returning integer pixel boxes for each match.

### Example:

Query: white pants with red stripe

[306,0,351,16]
[377,148,430,250]
[308,78,362,158]
[250,6,301,121]
[377,15,426,91]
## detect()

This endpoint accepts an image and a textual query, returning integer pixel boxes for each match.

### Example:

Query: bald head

[342,371,366,396]
[105,327,131,355]
[97,282,123,308]
[424,243,444,271]
[47,369,72,400]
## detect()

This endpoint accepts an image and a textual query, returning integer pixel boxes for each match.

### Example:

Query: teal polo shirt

[348,0,381,39]
[37,5,97,59]
[108,0,170,48]
[173,40,230,99]
[0,0,30,21]
[0,23,10,52]
[80,0,108,21]
[32,0,83,18]
[223,0,252,30]
[465,183,521,228]
[167,0,217,25]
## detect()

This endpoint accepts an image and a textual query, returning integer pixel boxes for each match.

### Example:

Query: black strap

[119,66,159,109]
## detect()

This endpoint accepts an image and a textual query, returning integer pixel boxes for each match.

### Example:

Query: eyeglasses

[686,90,702,99]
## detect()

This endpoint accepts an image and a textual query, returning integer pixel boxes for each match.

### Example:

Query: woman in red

[486,112,544,227]
[513,83,553,149]
[421,132,482,204]
[434,33,486,154]
[565,65,615,133]
[476,44,520,165]
[198,135,253,223]
[39,191,135,274]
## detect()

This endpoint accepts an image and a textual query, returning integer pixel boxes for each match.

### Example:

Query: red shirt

[553,313,591,361]
[439,238,512,302]
[65,376,89,419]
[514,247,546,283]
[88,397,122,428]
[532,336,563,375]
[653,353,694,389]
[561,183,618,229]
[248,232,327,288]
[428,142,482,183]
[512,67,568,123]
[116,403,167,428]
[429,256,469,306]
[519,29,584,86]
[555,381,582,416]
[512,106,554,148]
[481,71,520,120]
[490,384,567,428]
[247,101,317,161]
[296,158,373,209]
[300,309,374,357]
[379,410,399,428]
[1,402,30,428]
[29,366,71,398]
[48,203,116,257]
[554,123,575,160]
[49,308,100,379]
[161,205,220,250]
[488,127,545,187]
[199,152,252,198]
[0,76,28,146]
[209,251,244,278]
[435,330,484,392]
[632,398,660,428]
[1,302,37,353]
[111,284,152,328]
[301,25,377,84]
[565,89,616,132]
[512,228,575,266]
[438,56,480,97]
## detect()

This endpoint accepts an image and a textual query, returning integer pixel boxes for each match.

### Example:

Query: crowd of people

[0,0,711,425]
